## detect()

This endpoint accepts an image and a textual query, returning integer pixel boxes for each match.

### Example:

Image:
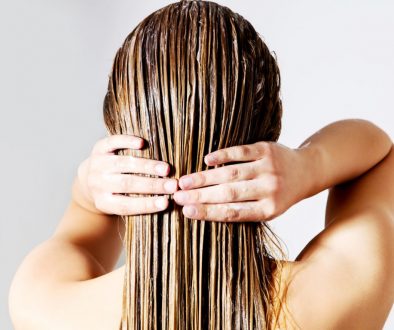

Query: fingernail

[154,197,168,209]
[183,205,197,217]
[155,164,169,175]
[180,176,193,189]
[174,191,189,203]
[164,179,177,193]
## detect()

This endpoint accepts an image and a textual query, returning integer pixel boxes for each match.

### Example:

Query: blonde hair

[103,1,291,328]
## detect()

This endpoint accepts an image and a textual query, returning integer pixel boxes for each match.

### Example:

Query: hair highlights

[103,1,289,328]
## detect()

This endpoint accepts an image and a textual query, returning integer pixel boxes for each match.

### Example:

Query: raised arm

[8,135,178,329]
[171,118,394,328]
[173,118,392,222]
[296,118,392,201]
[287,120,394,329]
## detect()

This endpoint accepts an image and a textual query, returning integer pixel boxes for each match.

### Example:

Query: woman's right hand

[75,134,178,216]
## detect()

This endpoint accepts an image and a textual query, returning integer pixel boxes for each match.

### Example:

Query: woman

[9,0,394,329]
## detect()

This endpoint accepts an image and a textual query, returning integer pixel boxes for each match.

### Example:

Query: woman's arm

[173,118,392,222]
[173,119,392,328]
[296,118,392,199]
[9,134,178,328]
[50,177,125,274]
[287,126,394,329]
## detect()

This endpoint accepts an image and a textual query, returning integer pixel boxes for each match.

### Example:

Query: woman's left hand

[173,141,311,222]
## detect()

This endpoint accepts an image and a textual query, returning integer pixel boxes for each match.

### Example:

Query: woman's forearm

[296,118,392,199]
[51,177,125,273]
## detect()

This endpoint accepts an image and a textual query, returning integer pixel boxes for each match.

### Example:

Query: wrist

[295,142,326,199]
[71,176,104,215]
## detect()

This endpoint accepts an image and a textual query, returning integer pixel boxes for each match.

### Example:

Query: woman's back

[9,125,394,329]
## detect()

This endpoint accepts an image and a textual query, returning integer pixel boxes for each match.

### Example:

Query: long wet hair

[103,1,291,328]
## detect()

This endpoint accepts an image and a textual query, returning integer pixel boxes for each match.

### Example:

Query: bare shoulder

[10,257,125,330]
[278,145,394,329]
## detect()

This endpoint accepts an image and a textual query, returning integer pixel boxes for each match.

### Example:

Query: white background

[1,1,393,328]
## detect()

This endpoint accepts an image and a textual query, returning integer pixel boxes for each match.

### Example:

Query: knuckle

[264,143,276,162]
[198,205,207,219]
[190,189,201,202]
[223,206,239,221]
[150,178,162,192]
[195,173,206,186]
[264,141,274,153]
[247,163,259,179]
[226,166,240,181]
[238,145,249,157]
[225,187,238,201]
[255,140,268,149]
[197,174,207,185]
[262,156,275,173]
[255,141,268,156]
[120,176,130,191]
[219,150,228,161]
[244,145,252,155]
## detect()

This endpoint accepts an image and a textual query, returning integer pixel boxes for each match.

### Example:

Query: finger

[178,162,256,190]
[181,200,274,222]
[95,193,169,216]
[174,180,266,205]
[92,134,144,155]
[103,154,170,176]
[204,142,267,166]
[100,173,178,194]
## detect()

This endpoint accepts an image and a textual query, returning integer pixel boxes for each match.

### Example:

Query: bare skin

[8,119,394,329]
